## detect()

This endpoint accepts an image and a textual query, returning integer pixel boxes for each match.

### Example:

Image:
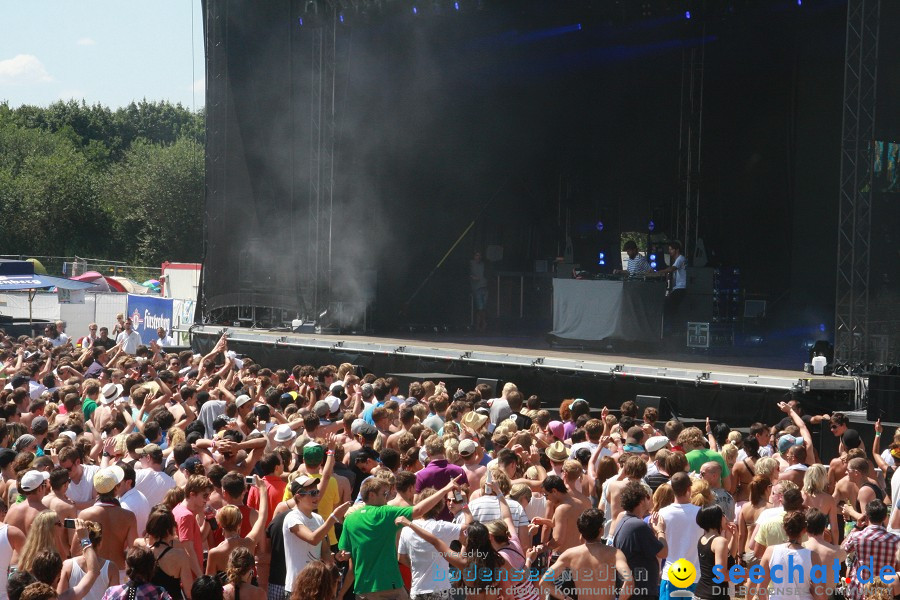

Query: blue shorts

[473,287,488,310]
[659,580,696,600]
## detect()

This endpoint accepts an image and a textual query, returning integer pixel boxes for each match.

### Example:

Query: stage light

[454,1,459,9]
[598,259,606,266]
[598,252,605,259]
[412,6,418,14]
[339,13,344,22]
[797,0,802,5]
[648,220,655,232]
[685,11,691,19]
[819,323,826,332]
[650,262,657,268]
[298,17,303,25]
[649,253,657,261]
[596,221,604,232]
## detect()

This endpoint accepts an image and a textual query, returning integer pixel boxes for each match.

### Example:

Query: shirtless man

[778,445,808,488]
[840,457,883,524]
[540,508,633,600]
[7,470,51,533]
[459,439,487,491]
[561,459,590,503]
[606,455,648,534]
[385,405,416,450]
[43,467,78,545]
[803,507,846,598]
[74,465,138,580]
[540,475,591,558]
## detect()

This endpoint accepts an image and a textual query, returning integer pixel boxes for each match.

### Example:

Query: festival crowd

[1,318,900,600]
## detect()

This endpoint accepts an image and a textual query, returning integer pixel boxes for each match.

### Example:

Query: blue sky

[0,1,205,111]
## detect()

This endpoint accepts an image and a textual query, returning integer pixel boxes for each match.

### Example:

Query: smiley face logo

[669,559,697,588]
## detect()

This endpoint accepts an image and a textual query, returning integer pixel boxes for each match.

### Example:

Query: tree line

[0,99,204,268]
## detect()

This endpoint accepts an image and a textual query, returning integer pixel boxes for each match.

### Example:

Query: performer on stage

[615,240,652,277]
[649,240,686,339]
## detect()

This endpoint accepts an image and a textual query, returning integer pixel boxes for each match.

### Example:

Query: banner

[58,289,85,304]
[126,294,174,345]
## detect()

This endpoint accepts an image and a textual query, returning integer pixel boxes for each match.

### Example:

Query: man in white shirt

[134,444,176,507]
[155,327,175,348]
[398,487,465,600]
[657,472,703,600]
[118,464,151,536]
[283,476,350,595]
[115,318,143,355]
[459,469,530,544]
[58,446,99,509]
[651,240,687,340]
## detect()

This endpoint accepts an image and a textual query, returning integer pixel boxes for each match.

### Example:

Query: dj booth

[550,278,665,344]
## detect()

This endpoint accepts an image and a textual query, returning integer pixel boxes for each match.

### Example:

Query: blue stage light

[298,17,303,26]
[819,323,826,332]
[454,1,459,10]
[650,262,657,269]
[412,6,417,14]
[595,221,603,232]
[649,254,657,261]
[577,24,582,30]
[598,259,606,266]
[685,11,691,19]
[598,252,605,259]
[648,220,655,232]
[797,0,802,5]
[339,13,344,22]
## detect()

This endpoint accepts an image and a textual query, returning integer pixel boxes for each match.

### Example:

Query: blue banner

[126,295,174,345]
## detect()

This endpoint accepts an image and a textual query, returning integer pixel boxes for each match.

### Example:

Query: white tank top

[68,558,111,600]
[0,526,10,600]
[768,544,814,600]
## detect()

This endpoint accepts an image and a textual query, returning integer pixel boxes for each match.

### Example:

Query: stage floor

[192,326,859,395]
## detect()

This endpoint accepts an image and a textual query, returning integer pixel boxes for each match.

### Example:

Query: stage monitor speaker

[866,375,900,422]
[635,394,671,420]
[476,378,500,398]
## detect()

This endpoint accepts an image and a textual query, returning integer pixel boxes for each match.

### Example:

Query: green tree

[101,137,203,266]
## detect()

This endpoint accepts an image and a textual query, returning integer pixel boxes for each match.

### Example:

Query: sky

[0,0,205,111]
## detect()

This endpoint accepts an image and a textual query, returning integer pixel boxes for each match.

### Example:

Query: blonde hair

[501,382,518,396]
[677,427,706,452]
[755,457,780,480]
[803,464,828,495]
[486,519,510,543]
[217,504,243,532]
[652,483,675,513]
[690,479,714,507]
[18,511,58,573]
[720,443,738,468]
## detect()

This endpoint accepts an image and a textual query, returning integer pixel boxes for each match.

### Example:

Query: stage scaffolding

[834,0,881,366]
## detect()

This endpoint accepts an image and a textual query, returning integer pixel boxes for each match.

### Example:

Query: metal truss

[834,0,880,365]
[306,2,338,320]
[674,35,705,261]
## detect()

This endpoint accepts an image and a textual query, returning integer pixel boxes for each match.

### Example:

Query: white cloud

[76,37,97,46]
[190,78,205,96]
[0,54,52,85]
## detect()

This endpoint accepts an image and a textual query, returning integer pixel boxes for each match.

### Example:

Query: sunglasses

[297,489,320,497]
[830,425,839,430]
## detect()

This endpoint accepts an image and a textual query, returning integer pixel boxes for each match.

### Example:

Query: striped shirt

[627,254,652,275]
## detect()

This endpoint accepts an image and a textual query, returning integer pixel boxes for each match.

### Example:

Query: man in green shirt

[338,474,462,599]
[81,381,101,423]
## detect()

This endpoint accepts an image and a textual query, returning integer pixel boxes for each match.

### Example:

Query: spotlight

[596,221,604,232]
[648,220,655,232]
[685,10,691,19]
[412,6,417,13]
[598,252,605,259]
[339,12,344,22]
[649,254,657,261]
[650,262,657,269]
[454,1,459,9]
[298,17,303,25]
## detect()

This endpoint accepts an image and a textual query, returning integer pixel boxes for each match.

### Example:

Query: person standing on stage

[616,240,652,277]
[651,240,687,339]
[470,250,488,333]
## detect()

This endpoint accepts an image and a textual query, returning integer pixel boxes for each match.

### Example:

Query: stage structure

[201,0,344,329]
[674,26,705,264]
[834,0,881,367]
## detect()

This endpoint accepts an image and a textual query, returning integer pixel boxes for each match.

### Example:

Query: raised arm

[395,515,468,569]
[247,476,270,545]
[412,476,462,520]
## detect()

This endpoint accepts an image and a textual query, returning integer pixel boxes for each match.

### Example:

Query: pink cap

[548,420,565,441]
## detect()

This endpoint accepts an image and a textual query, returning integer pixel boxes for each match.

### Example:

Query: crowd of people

[1,321,900,600]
